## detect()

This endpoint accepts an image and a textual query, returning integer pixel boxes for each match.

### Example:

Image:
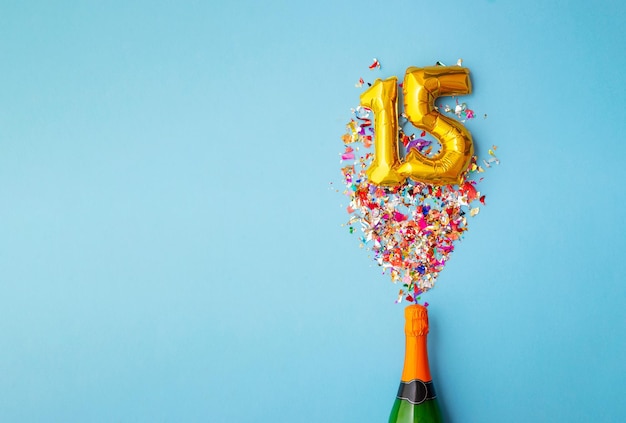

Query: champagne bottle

[389,304,443,423]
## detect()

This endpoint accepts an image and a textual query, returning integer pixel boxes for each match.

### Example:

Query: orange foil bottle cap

[404,304,429,337]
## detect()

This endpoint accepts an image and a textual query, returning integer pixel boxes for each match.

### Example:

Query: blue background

[1,1,625,422]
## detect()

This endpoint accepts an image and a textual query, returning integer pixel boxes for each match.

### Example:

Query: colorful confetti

[340,59,500,304]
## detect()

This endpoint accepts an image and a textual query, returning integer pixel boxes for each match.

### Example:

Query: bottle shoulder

[389,397,443,423]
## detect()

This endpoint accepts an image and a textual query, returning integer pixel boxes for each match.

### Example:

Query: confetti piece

[406,138,431,153]
[395,290,404,303]
[369,58,381,70]
[393,211,408,222]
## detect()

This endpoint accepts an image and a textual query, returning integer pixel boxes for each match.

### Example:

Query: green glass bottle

[389,304,443,423]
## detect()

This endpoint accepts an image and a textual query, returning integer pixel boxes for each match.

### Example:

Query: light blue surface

[1,1,625,422]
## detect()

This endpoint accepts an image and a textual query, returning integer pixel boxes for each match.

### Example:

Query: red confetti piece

[460,182,479,203]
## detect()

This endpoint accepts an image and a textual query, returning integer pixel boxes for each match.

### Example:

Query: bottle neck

[401,305,432,383]
[401,332,432,382]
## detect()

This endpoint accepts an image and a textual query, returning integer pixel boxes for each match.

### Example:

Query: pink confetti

[393,211,408,222]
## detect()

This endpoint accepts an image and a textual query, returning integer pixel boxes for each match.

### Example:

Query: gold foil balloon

[359,66,474,187]
[399,66,473,185]
[359,77,404,186]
